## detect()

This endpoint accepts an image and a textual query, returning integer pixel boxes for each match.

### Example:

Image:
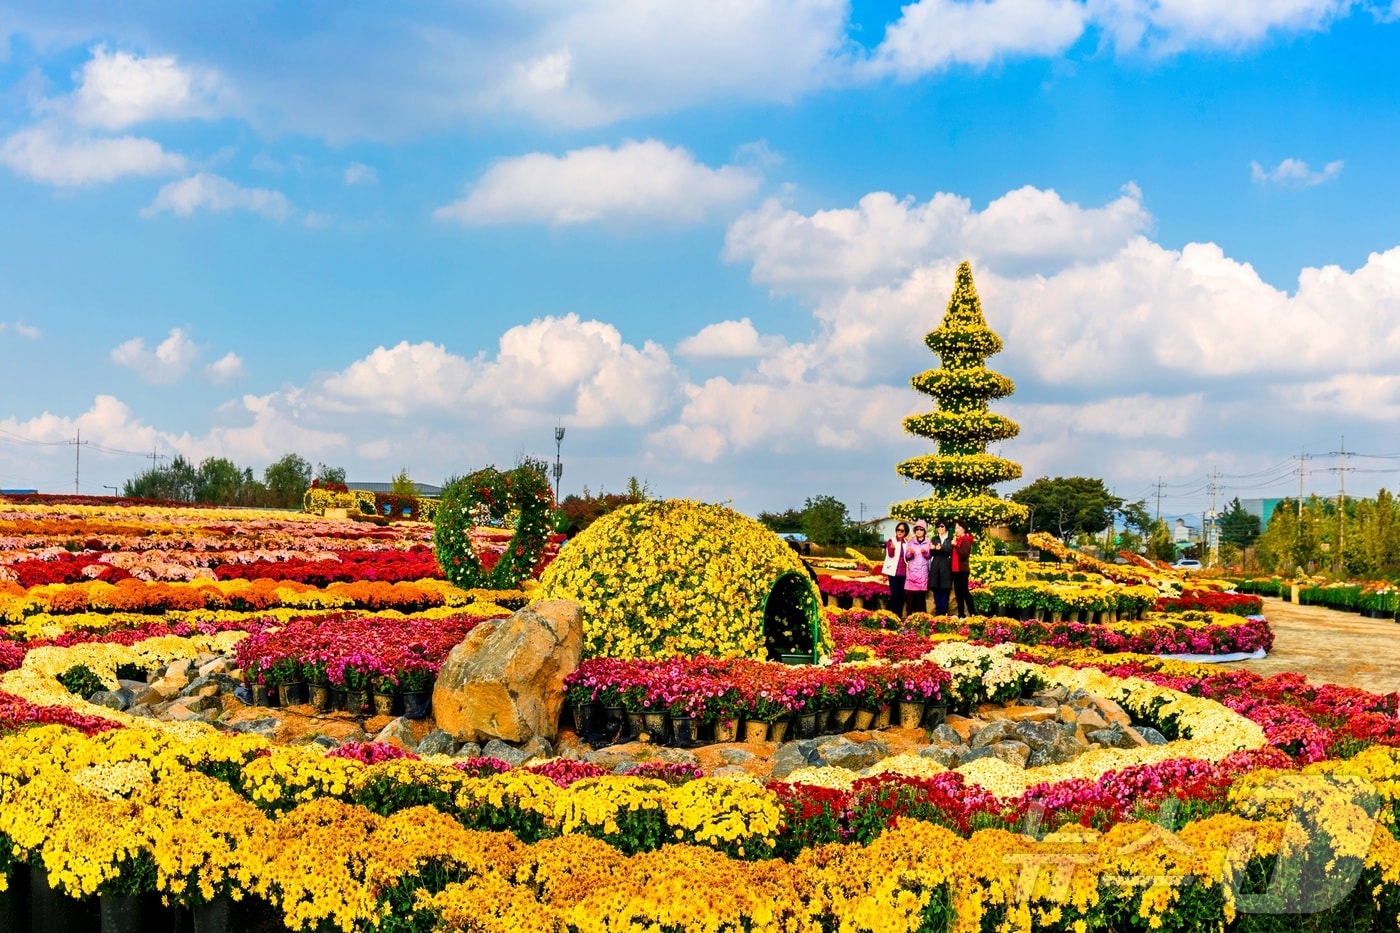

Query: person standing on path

[928,520,954,615]
[951,519,976,618]
[882,521,910,618]
[904,520,934,618]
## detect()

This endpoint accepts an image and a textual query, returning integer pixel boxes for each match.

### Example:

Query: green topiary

[892,261,1029,529]
[433,466,553,590]
[533,499,828,660]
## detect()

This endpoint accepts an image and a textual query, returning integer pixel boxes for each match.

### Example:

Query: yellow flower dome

[533,499,828,661]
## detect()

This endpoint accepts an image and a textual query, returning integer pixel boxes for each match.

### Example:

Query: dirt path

[1231,597,1400,695]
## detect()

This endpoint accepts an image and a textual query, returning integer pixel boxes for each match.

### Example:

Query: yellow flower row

[5,730,1399,933]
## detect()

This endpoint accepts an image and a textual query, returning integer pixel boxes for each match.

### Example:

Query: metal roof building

[347,482,443,497]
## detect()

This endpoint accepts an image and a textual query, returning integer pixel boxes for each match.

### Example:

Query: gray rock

[1065,688,1095,708]
[88,689,133,711]
[520,736,554,762]
[453,742,483,760]
[198,657,232,678]
[1012,720,1063,751]
[1086,727,1127,749]
[1136,726,1169,745]
[720,748,756,765]
[227,717,280,737]
[821,739,889,772]
[182,674,241,698]
[959,741,1029,769]
[416,730,460,757]
[311,735,339,750]
[649,748,700,767]
[1033,687,1069,703]
[711,766,750,779]
[127,704,156,719]
[374,717,420,751]
[481,739,531,769]
[918,745,963,768]
[932,724,964,746]
[1025,724,1090,767]
[970,720,1016,749]
[770,740,825,780]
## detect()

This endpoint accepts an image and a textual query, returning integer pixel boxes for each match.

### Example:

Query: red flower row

[1154,589,1263,616]
[565,656,951,719]
[233,609,508,692]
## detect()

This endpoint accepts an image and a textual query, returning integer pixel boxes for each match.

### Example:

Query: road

[1233,597,1400,695]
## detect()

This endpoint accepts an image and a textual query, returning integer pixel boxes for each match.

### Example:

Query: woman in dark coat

[927,519,954,615]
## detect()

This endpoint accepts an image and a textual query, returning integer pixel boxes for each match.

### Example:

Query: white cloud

[1090,0,1353,53]
[1250,157,1344,188]
[110,328,202,384]
[142,173,294,220]
[316,314,681,427]
[1,321,42,339]
[1006,393,1206,439]
[343,162,378,185]
[0,123,185,186]
[1284,373,1400,421]
[206,352,246,383]
[67,44,223,129]
[725,184,1149,293]
[676,319,786,358]
[870,0,1089,78]
[435,140,762,227]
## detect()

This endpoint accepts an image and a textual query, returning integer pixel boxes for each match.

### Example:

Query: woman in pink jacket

[903,520,934,617]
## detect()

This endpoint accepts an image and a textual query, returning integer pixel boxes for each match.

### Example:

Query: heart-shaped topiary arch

[433,465,554,590]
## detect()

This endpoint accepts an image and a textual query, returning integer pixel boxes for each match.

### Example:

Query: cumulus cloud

[725,184,1150,293]
[434,140,761,227]
[206,352,246,383]
[343,162,378,185]
[317,314,681,427]
[0,123,185,186]
[869,0,1089,78]
[0,45,221,187]
[1091,0,1353,53]
[1283,373,1400,421]
[676,319,787,358]
[110,328,202,383]
[66,44,224,129]
[1251,157,1344,187]
[142,173,294,220]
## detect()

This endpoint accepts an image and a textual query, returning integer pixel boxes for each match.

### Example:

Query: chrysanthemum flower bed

[3,498,1400,930]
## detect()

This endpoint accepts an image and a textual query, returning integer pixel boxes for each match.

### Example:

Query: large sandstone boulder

[432,600,584,744]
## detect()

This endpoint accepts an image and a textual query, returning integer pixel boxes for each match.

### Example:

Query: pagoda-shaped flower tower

[891,261,1029,528]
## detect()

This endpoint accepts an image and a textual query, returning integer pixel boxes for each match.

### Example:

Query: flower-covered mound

[534,499,826,660]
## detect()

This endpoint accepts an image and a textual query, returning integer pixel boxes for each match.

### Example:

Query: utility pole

[1206,469,1219,567]
[69,430,88,494]
[859,502,866,523]
[552,425,566,513]
[1294,448,1312,518]
[1329,436,1350,572]
[1152,477,1165,523]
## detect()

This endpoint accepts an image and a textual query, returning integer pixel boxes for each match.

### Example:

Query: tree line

[1254,491,1400,578]
[121,454,346,509]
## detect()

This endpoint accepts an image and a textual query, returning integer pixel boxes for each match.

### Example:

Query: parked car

[1172,559,1203,570]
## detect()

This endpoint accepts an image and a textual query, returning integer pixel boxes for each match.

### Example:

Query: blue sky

[2,1,1399,519]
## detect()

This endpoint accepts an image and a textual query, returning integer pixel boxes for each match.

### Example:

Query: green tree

[1147,519,1176,563]
[389,466,417,497]
[263,453,312,509]
[1218,497,1261,548]
[194,457,251,505]
[123,456,199,501]
[891,261,1027,529]
[757,508,804,534]
[1009,477,1122,538]
[800,495,850,546]
[315,463,347,486]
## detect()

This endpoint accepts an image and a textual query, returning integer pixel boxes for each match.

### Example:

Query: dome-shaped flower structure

[533,499,828,661]
[892,262,1029,528]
